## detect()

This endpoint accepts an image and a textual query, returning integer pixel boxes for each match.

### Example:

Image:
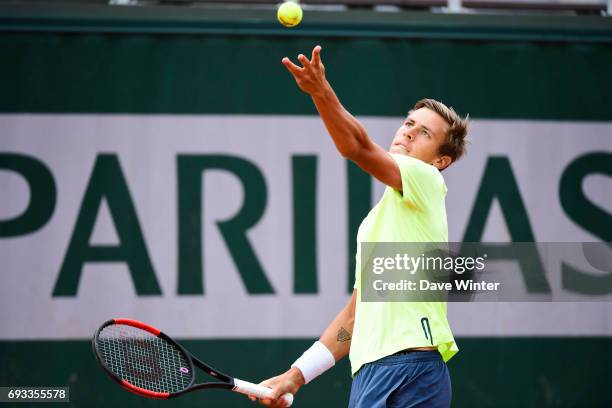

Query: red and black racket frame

[93,318,236,399]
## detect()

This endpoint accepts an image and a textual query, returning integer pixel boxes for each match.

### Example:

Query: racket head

[92,318,196,399]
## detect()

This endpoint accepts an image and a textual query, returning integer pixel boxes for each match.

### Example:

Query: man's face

[389,107,450,170]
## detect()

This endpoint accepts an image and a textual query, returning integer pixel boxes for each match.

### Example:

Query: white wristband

[291,341,335,384]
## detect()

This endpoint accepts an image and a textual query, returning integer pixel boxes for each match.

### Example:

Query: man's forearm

[318,290,357,361]
[311,82,372,159]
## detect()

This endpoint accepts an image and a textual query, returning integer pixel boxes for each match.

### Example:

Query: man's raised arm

[282,46,402,191]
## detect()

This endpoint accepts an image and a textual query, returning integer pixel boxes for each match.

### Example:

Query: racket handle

[233,378,294,407]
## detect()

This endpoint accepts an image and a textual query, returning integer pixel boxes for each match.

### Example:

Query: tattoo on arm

[337,327,352,343]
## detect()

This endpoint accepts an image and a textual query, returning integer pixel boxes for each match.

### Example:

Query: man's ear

[433,155,452,171]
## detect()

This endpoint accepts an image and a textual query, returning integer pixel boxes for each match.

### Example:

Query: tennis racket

[92,318,293,406]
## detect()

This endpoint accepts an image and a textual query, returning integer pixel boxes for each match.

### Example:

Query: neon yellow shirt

[349,153,458,376]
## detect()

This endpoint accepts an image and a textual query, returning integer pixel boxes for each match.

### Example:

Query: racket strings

[97,324,192,394]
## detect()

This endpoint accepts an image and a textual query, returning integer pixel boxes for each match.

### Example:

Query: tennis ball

[277,1,303,28]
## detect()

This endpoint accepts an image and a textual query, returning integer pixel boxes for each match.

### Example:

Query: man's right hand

[248,367,305,408]
[282,45,329,98]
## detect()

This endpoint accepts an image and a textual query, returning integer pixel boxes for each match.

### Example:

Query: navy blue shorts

[348,351,451,408]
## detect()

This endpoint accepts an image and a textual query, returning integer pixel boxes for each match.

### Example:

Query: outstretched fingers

[297,53,310,68]
[281,47,327,95]
[311,45,322,65]
[282,57,302,76]
[282,47,321,74]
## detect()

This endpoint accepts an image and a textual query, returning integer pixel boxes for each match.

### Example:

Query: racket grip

[233,378,294,407]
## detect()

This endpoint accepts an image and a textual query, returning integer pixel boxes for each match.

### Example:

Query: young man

[253,45,469,408]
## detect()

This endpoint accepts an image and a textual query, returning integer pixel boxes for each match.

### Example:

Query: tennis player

[253,45,469,408]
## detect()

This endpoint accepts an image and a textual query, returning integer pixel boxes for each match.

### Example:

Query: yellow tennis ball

[277,1,303,28]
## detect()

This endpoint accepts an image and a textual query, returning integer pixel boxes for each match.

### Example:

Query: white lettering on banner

[0,115,611,339]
